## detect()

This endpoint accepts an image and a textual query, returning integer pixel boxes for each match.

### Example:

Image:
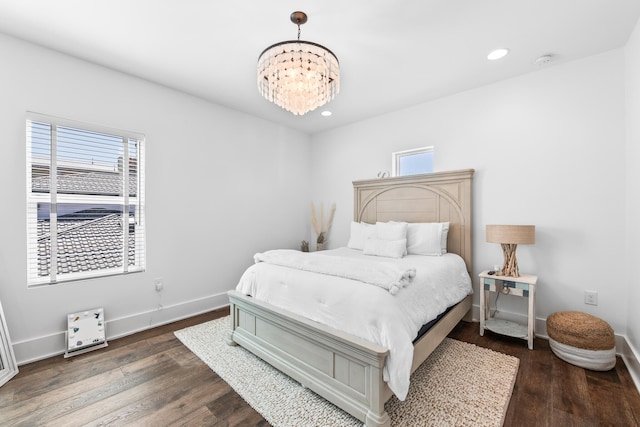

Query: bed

[227,169,474,427]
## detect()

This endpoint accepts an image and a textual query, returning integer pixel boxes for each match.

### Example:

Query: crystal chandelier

[257,11,340,116]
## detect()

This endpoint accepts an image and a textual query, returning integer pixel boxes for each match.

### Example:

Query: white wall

[0,33,312,363]
[311,50,627,334]
[625,18,640,384]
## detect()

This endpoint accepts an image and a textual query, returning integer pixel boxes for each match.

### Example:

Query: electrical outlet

[154,278,163,292]
[584,290,598,306]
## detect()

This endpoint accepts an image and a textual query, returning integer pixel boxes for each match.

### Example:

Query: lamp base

[499,243,520,277]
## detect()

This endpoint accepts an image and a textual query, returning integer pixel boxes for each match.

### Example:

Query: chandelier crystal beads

[257,11,340,116]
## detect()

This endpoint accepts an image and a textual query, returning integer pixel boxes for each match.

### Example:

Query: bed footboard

[227,290,391,427]
[227,291,472,426]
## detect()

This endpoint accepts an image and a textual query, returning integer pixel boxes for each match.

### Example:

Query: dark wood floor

[1,308,639,426]
[448,321,640,427]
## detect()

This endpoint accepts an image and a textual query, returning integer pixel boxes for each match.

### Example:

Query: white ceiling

[1,1,639,135]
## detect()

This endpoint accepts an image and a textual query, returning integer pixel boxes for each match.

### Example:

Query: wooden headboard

[353,169,474,273]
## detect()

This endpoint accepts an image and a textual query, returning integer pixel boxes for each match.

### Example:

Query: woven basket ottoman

[547,311,616,371]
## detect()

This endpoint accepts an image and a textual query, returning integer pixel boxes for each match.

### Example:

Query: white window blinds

[26,113,146,285]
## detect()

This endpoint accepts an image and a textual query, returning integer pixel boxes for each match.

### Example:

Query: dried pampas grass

[311,202,336,244]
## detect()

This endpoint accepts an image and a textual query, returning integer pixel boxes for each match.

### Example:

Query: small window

[26,113,146,286]
[392,146,434,177]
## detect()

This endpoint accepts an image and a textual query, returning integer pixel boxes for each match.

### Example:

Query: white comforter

[235,247,472,400]
[254,249,416,294]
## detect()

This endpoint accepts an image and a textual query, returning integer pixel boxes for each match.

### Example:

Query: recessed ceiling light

[321,111,332,117]
[487,48,509,61]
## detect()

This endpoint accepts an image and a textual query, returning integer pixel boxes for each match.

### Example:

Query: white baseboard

[13,292,230,365]
[622,338,640,395]
[470,303,640,393]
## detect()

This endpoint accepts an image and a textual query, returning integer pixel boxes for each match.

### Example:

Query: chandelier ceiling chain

[292,10,306,41]
[257,11,340,116]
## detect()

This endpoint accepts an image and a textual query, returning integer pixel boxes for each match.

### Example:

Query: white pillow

[406,222,450,256]
[363,238,407,259]
[347,222,374,250]
[440,222,449,254]
[374,221,408,241]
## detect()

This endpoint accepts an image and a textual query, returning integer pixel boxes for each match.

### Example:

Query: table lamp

[486,225,535,277]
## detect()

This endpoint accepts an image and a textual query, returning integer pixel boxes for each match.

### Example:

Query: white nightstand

[479,271,538,350]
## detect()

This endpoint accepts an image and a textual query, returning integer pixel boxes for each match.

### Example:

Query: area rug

[175,316,519,427]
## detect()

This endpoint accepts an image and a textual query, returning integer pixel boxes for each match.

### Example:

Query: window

[392,146,434,177]
[26,113,145,286]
